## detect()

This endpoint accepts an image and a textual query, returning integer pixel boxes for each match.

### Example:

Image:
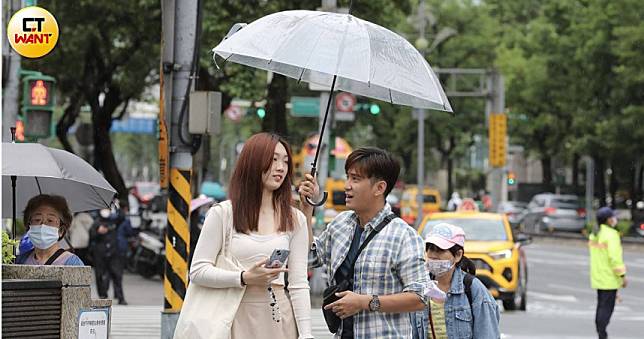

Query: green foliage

[2,231,18,264]
[22,0,643,198]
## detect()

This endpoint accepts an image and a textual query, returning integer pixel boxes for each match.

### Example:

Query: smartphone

[265,249,290,268]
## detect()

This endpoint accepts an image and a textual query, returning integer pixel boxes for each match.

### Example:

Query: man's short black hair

[345,147,400,197]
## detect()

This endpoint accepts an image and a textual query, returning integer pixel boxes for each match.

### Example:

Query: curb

[524,231,644,245]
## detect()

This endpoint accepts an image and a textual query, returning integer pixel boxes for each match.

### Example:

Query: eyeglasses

[267,286,281,323]
[29,216,61,227]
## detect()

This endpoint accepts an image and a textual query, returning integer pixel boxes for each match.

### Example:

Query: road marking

[545,283,644,303]
[625,275,644,283]
[546,283,595,295]
[528,257,587,267]
[528,248,644,269]
[528,291,578,302]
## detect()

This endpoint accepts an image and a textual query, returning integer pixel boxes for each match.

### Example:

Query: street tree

[23,0,161,205]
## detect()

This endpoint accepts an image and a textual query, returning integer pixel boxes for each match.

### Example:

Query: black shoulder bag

[322,213,396,333]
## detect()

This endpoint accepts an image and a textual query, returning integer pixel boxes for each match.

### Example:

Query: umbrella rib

[91,185,112,209]
[298,20,327,84]
[362,20,374,88]
[297,68,306,83]
[267,13,316,68]
[35,177,42,194]
[214,53,233,71]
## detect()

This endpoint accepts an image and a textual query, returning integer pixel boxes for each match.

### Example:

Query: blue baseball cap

[596,207,616,220]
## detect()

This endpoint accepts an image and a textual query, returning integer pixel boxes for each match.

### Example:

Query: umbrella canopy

[213,10,452,206]
[2,142,117,218]
[213,10,452,112]
[200,181,226,201]
[190,195,215,213]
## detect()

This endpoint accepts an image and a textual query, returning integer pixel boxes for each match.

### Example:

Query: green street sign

[290,96,320,117]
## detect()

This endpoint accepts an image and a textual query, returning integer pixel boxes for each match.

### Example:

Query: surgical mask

[100,209,112,219]
[426,259,455,277]
[27,225,60,249]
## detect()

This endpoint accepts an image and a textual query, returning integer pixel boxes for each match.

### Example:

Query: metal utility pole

[585,156,595,229]
[160,0,197,337]
[485,70,505,210]
[2,0,22,142]
[415,108,426,227]
[414,0,428,228]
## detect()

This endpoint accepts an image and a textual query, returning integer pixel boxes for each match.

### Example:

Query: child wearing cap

[422,223,500,339]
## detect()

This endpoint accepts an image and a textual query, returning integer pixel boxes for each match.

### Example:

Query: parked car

[632,200,644,237]
[497,201,528,228]
[521,194,586,233]
[418,211,531,310]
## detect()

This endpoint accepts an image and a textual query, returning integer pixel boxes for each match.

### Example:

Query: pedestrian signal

[21,72,56,138]
[15,120,25,142]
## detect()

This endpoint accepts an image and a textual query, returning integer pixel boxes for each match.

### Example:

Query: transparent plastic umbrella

[213,10,452,205]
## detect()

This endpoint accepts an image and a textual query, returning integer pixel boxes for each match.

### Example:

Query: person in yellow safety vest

[588,207,627,339]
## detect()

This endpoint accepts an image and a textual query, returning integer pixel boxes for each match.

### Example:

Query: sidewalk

[110,306,333,339]
[110,306,161,339]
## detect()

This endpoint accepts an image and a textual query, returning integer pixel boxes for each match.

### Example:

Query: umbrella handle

[305,191,328,207]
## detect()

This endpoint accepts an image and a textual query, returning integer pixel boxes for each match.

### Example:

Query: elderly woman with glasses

[15,194,84,266]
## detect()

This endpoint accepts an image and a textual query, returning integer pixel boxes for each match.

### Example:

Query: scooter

[132,230,165,278]
[130,210,167,279]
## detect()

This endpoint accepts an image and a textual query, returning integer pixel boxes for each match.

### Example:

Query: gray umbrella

[2,142,116,239]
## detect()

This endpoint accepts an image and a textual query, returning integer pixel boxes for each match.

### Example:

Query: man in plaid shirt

[299,147,428,339]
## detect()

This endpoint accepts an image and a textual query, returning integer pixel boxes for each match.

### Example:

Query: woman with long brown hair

[187,133,313,338]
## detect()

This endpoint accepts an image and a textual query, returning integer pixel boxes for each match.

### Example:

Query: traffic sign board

[335,92,356,112]
[290,96,320,117]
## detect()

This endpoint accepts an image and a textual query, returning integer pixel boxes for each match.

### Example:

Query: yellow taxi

[400,186,442,225]
[418,201,531,310]
[325,178,348,212]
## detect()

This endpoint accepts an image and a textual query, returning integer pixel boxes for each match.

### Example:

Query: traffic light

[369,103,380,115]
[488,113,507,167]
[507,171,516,186]
[21,73,56,138]
[256,107,266,119]
[15,120,25,142]
[355,102,381,115]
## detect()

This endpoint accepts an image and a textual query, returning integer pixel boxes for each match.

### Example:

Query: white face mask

[28,225,60,249]
[100,209,112,219]
[426,259,455,277]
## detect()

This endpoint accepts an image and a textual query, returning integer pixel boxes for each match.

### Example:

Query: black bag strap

[463,272,474,308]
[44,248,67,265]
[342,213,396,283]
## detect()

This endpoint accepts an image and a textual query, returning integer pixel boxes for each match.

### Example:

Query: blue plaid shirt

[310,204,428,339]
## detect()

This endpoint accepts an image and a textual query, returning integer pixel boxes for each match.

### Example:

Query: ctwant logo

[7,7,59,58]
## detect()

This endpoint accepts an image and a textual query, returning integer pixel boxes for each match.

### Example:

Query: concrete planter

[2,264,111,339]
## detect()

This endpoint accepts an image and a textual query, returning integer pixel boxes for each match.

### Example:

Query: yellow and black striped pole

[164,168,191,312]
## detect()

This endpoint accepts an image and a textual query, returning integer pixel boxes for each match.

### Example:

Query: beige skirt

[231,285,298,339]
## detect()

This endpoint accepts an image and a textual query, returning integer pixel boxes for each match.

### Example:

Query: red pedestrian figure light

[31,79,48,106]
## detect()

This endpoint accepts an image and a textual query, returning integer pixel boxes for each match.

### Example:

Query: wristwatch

[368,295,381,312]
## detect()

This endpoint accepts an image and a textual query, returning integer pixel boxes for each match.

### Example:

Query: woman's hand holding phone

[242,258,288,286]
